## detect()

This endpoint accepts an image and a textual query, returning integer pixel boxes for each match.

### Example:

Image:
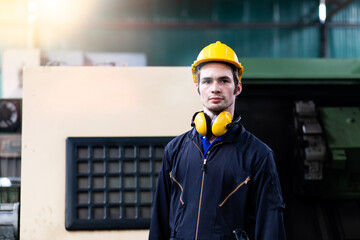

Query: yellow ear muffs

[211,111,232,137]
[192,112,211,136]
[191,111,232,137]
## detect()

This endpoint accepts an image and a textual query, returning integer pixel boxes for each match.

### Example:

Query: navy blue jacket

[149,123,286,240]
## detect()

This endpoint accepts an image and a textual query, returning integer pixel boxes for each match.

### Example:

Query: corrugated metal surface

[330,0,360,23]
[328,0,360,58]
[329,27,360,58]
[48,0,322,64]
[0,0,359,65]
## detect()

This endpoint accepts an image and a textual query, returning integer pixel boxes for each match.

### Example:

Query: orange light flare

[31,0,98,34]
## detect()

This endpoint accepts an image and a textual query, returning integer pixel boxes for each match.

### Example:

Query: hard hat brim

[191,58,243,83]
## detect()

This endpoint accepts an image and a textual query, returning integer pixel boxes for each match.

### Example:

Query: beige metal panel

[2,49,40,98]
[21,67,202,240]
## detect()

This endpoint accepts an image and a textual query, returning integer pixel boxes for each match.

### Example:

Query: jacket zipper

[219,176,251,207]
[169,171,184,205]
[193,140,222,240]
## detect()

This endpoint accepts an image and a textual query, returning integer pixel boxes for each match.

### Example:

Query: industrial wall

[21,67,202,240]
[1,0,360,66]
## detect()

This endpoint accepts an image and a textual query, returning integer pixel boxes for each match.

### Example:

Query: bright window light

[0,177,12,187]
[319,0,326,23]
[28,1,37,12]
[28,15,36,23]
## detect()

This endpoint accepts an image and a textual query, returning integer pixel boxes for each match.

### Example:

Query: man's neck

[208,135,217,144]
[203,106,235,120]
[203,106,235,143]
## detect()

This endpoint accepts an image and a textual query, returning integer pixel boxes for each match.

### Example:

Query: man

[149,41,286,240]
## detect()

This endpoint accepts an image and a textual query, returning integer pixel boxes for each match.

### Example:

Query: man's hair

[195,61,240,94]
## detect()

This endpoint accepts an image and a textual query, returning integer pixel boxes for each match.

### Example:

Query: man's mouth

[209,97,223,103]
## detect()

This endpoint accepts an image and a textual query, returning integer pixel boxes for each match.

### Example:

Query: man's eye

[221,79,229,83]
[202,80,211,84]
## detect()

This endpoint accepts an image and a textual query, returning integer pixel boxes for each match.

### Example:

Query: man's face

[196,62,242,116]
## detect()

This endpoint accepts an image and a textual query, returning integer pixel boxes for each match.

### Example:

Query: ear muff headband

[192,111,232,137]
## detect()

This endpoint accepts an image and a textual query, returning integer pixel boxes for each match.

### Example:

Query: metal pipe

[320,23,328,58]
[85,20,319,29]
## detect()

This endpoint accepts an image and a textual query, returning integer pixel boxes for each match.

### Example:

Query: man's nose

[211,81,221,92]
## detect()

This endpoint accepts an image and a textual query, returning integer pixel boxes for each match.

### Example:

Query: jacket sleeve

[149,145,172,240]
[251,152,286,240]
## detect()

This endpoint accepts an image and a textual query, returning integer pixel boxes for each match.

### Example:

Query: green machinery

[320,107,360,198]
[237,58,360,240]
[293,102,360,198]
[239,58,360,198]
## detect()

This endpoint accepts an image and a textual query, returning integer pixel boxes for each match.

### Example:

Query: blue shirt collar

[199,133,225,158]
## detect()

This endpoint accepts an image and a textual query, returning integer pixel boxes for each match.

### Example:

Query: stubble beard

[205,100,233,116]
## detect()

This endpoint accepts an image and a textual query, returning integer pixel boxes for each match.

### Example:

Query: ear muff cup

[192,111,232,137]
[211,111,232,137]
[193,112,211,136]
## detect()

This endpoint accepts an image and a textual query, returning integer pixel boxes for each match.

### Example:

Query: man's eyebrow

[201,76,231,80]
[218,76,231,80]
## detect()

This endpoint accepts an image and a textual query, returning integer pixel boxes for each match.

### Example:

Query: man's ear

[235,82,242,96]
[196,83,200,95]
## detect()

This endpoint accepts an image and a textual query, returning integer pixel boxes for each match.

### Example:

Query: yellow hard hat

[191,41,243,83]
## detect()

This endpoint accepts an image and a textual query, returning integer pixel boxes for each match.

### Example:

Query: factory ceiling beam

[88,21,318,29]
[326,0,356,20]
[4,20,360,29]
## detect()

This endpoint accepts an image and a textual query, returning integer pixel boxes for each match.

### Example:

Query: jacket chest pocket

[219,176,250,208]
[214,176,251,236]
